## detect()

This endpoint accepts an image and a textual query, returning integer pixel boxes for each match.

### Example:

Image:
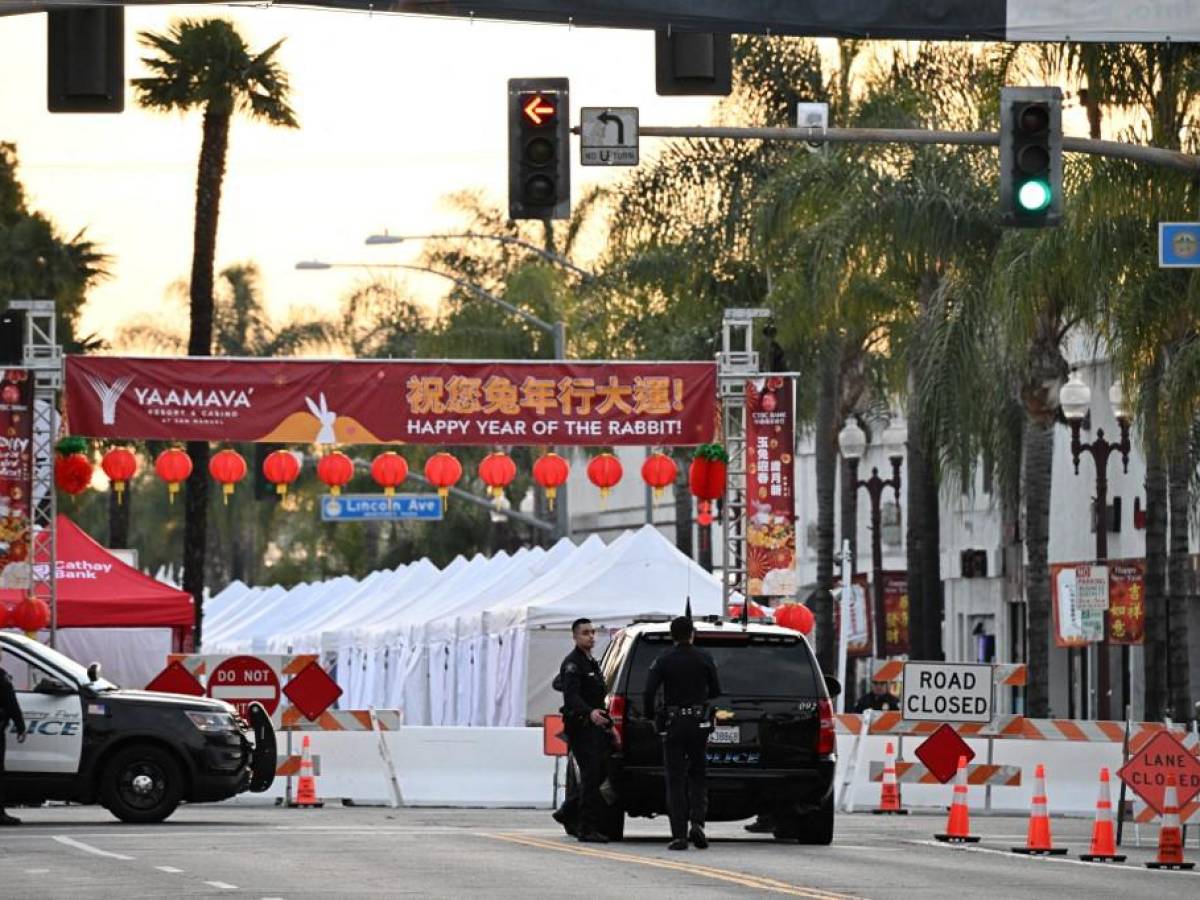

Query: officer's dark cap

[571,617,592,634]
[670,616,694,641]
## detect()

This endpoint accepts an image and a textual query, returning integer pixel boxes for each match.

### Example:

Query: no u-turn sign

[902,662,994,723]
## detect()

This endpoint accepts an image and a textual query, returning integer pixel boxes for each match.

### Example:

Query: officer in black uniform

[1,661,28,826]
[853,679,901,713]
[644,616,720,850]
[555,617,613,843]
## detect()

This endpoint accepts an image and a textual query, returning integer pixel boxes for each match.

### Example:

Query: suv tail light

[606,694,626,749]
[817,698,836,755]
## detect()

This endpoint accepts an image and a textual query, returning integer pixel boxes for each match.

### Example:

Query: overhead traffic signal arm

[999,86,1063,227]
[508,77,570,221]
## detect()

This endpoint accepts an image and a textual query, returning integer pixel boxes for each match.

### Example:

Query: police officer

[853,679,901,713]
[556,617,613,843]
[1,660,28,826]
[644,616,720,851]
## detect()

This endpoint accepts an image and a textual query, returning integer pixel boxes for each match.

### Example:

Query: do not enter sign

[207,655,281,718]
[1118,732,1200,815]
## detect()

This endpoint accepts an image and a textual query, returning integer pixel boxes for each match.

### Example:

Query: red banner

[0,369,33,578]
[1107,560,1145,645]
[745,376,796,597]
[65,357,717,446]
[833,572,872,658]
[881,571,910,656]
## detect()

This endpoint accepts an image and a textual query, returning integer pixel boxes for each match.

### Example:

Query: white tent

[200,525,721,726]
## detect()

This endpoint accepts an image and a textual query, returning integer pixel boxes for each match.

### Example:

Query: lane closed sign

[902,662,994,723]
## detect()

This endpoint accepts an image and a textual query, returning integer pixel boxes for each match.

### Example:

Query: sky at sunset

[0,5,715,344]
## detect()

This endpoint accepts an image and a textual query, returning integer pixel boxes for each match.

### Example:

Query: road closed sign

[902,662,994,723]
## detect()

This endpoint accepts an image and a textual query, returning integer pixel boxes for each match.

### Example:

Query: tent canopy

[0,515,193,628]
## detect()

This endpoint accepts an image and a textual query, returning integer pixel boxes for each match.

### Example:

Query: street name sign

[320,494,444,522]
[902,661,993,723]
[581,107,639,166]
[1159,223,1200,267]
[1117,732,1200,815]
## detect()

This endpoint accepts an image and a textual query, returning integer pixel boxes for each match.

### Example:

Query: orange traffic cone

[290,735,324,809]
[935,755,980,843]
[1146,775,1195,870]
[1080,767,1126,862]
[873,741,908,815]
[1012,763,1067,855]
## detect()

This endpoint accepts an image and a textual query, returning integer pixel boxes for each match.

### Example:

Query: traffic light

[655,30,731,96]
[508,78,570,220]
[999,86,1062,227]
[47,7,124,114]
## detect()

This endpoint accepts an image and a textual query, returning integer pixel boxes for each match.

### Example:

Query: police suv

[2,632,275,822]
[595,617,839,843]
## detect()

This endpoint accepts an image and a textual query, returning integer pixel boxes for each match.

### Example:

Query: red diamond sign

[914,723,976,784]
[283,661,343,721]
[1118,732,1200,815]
[144,660,204,697]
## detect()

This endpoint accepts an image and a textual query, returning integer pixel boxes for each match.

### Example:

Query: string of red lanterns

[208,449,248,504]
[262,449,302,498]
[641,452,678,499]
[100,447,138,505]
[316,451,354,497]
[370,452,409,497]
[155,447,193,504]
[586,453,623,505]
[532,452,570,510]
[478,452,517,505]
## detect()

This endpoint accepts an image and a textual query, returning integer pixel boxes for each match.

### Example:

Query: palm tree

[132,18,298,645]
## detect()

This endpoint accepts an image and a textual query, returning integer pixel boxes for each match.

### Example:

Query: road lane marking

[480,832,863,899]
[156,866,185,874]
[205,882,239,890]
[24,869,50,874]
[908,840,1200,875]
[52,836,134,861]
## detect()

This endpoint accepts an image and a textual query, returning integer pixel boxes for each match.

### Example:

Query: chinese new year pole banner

[745,376,796,597]
[833,573,873,658]
[0,369,33,577]
[881,571,910,656]
[1107,560,1144,645]
[65,357,717,447]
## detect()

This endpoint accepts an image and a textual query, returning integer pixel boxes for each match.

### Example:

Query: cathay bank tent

[0,515,193,688]
[201,525,722,726]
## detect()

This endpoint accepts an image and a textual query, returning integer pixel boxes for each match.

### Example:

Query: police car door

[4,646,84,774]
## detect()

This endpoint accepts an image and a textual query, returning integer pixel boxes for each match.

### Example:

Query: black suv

[595,618,839,843]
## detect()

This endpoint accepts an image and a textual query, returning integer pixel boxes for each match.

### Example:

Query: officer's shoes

[0,812,22,826]
[577,830,610,844]
[688,824,708,849]
[551,808,578,836]
[667,838,689,851]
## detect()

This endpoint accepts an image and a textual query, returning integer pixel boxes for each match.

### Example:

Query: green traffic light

[1017,179,1053,212]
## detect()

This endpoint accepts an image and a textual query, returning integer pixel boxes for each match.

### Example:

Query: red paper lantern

[55,453,93,496]
[587,453,623,504]
[688,457,727,502]
[424,452,463,503]
[371,452,409,498]
[641,452,678,499]
[532,452,570,510]
[316,451,354,497]
[697,501,714,527]
[209,448,248,504]
[12,595,50,636]
[263,449,302,498]
[478,451,517,504]
[101,447,138,505]
[155,448,193,505]
[774,603,815,636]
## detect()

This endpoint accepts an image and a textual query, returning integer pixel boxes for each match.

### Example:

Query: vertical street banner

[1107,560,1145,645]
[881,571,910,656]
[745,376,796,597]
[833,572,873,658]
[0,369,33,580]
[1051,563,1094,647]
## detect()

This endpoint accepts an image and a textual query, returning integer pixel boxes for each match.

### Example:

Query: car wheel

[100,744,184,824]
[795,795,834,846]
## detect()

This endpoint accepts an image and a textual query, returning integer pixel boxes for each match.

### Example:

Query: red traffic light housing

[508,78,570,220]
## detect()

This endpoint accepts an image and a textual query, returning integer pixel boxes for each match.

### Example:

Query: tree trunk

[182,107,231,647]
[1022,420,1055,718]
[673,451,693,559]
[840,456,858,574]
[107,482,130,549]
[1143,367,1169,720]
[813,344,839,673]
[1167,433,1193,721]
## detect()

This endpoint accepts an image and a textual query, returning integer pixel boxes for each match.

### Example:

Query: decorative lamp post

[1061,369,1131,721]
[838,419,904,659]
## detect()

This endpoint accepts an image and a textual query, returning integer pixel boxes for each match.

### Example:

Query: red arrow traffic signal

[522,94,556,126]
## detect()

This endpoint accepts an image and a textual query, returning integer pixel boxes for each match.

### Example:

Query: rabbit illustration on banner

[306,393,337,444]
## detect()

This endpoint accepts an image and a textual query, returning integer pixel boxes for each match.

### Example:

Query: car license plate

[708,725,740,745]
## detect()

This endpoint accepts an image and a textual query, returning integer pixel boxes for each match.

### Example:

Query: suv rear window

[622,632,820,702]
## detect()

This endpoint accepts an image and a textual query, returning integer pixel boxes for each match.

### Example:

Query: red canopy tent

[0,515,193,648]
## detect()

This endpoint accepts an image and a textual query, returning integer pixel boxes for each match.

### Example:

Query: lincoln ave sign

[902,662,994,724]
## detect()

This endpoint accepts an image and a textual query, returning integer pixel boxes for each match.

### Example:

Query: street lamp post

[296,258,570,537]
[838,419,905,660]
[1060,369,1131,722]
[365,232,594,282]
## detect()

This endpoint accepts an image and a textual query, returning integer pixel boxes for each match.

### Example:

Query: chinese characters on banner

[1051,560,1145,647]
[881,571,910,656]
[832,573,873,657]
[64,357,718,447]
[745,377,796,597]
[0,369,33,579]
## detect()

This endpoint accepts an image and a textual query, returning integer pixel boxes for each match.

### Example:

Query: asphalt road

[1,805,1198,899]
